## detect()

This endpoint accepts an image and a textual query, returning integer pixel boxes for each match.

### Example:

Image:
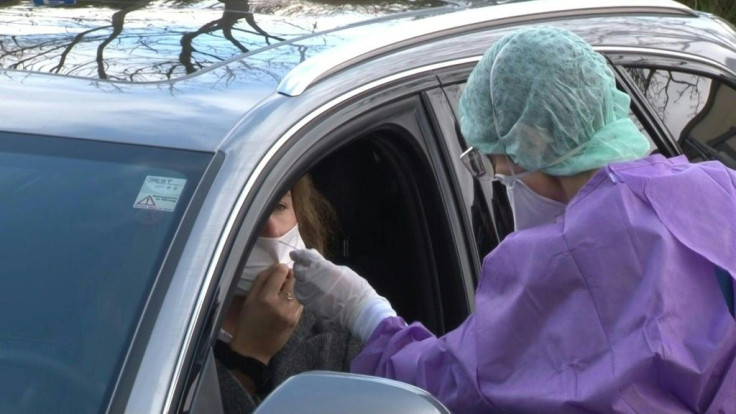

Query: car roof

[0,0,457,82]
[1,0,734,153]
[0,0,460,150]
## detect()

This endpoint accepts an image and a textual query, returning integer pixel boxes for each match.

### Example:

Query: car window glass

[628,108,654,148]
[0,132,211,414]
[624,67,736,167]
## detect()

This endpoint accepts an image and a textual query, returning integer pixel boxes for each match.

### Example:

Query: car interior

[309,131,464,334]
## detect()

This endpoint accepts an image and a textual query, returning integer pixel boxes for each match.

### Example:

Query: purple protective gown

[352,155,736,413]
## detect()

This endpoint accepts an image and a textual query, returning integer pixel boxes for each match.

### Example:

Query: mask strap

[542,141,588,171]
[503,139,589,181]
[500,153,533,186]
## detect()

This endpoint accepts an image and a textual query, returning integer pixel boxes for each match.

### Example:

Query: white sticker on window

[133,176,187,212]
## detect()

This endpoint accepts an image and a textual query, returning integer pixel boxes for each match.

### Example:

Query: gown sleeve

[351,313,492,413]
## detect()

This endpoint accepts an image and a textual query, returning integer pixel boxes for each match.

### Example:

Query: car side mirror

[254,371,450,414]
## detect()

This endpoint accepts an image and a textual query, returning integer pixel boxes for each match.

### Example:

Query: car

[1,0,735,412]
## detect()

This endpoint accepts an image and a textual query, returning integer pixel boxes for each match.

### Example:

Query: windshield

[0,132,212,413]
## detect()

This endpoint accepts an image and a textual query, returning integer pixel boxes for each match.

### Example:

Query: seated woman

[214,174,363,413]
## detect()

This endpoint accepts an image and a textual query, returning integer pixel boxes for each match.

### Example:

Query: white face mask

[236,224,305,295]
[500,176,566,231]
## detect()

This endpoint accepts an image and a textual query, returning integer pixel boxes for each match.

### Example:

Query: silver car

[1,0,734,412]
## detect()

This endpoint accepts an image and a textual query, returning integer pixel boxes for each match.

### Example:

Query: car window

[628,108,655,148]
[310,129,467,333]
[624,66,736,167]
[0,132,211,414]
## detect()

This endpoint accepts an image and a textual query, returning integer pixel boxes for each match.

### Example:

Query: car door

[182,68,480,413]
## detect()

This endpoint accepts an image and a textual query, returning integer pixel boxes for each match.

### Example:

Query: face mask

[500,176,566,231]
[236,224,305,295]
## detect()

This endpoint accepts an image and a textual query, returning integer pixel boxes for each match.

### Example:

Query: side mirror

[254,371,450,414]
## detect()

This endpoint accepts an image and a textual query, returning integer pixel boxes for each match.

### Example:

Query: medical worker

[291,27,736,413]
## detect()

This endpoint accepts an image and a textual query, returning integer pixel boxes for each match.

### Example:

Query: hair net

[459,26,651,176]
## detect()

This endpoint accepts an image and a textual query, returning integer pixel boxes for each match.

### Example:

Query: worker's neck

[558,169,598,203]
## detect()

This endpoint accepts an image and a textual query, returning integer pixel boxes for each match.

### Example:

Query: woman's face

[260,191,298,238]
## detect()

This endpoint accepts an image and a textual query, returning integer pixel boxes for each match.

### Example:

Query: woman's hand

[229,264,303,365]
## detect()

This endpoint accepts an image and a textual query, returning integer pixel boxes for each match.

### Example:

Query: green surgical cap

[459,26,651,176]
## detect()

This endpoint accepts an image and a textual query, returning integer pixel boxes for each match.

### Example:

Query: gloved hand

[290,249,397,341]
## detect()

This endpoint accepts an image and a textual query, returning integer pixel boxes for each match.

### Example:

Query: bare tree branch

[97,4,148,79]
[52,26,111,73]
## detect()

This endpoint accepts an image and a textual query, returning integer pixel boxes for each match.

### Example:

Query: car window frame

[424,80,500,281]
[610,52,736,161]
[181,71,479,412]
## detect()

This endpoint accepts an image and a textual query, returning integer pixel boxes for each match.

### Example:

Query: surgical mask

[236,224,305,295]
[499,175,566,231]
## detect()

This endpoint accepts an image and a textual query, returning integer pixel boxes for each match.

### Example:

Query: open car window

[310,127,469,334]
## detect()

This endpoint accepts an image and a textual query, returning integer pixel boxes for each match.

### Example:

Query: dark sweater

[217,310,363,414]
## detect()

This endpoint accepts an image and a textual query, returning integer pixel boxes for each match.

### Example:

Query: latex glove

[290,249,396,341]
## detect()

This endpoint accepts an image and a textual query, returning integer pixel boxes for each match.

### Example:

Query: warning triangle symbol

[136,195,156,206]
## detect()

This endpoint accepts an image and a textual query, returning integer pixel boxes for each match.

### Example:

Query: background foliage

[676,0,736,25]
